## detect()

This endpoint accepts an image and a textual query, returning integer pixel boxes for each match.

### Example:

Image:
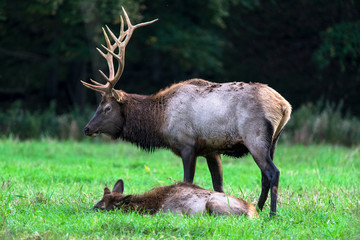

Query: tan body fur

[157,79,291,156]
[81,9,291,216]
[85,79,291,216]
[93,179,258,218]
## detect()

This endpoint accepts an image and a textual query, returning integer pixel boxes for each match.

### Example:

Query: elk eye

[104,106,111,113]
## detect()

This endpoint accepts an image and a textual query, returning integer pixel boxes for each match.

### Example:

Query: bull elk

[81,8,292,216]
[93,179,258,218]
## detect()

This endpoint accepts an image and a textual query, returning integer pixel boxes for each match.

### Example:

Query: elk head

[93,179,132,211]
[81,7,157,139]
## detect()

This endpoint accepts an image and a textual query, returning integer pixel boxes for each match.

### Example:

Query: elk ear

[104,187,111,195]
[112,179,124,193]
[115,195,132,206]
[111,89,125,103]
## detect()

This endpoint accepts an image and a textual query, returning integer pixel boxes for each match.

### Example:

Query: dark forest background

[0,0,359,144]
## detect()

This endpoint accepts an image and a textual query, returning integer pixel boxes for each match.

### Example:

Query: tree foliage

[0,0,359,115]
[314,20,360,72]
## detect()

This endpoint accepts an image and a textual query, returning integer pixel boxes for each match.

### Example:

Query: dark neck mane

[122,94,167,151]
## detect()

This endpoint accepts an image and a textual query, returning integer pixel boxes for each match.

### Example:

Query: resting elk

[93,179,258,218]
[81,8,291,216]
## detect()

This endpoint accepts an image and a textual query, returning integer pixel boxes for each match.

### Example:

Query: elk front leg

[205,153,224,192]
[180,146,197,183]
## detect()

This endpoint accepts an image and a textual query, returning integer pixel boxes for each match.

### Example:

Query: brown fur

[93,179,258,218]
[84,78,291,216]
[82,10,291,216]
[120,94,167,151]
[152,78,213,100]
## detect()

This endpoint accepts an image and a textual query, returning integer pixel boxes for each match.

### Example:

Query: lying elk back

[93,179,258,218]
[81,8,291,216]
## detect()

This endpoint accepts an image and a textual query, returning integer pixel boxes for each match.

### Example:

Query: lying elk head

[81,7,157,139]
[93,179,132,210]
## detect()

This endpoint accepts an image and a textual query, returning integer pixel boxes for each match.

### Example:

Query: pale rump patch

[161,81,290,155]
[256,86,292,139]
[82,4,291,217]
[87,78,291,217]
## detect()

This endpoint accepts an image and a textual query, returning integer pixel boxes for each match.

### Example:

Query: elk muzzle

[83,125,100,137]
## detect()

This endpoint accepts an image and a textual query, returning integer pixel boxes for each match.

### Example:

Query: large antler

[81,7,157,98]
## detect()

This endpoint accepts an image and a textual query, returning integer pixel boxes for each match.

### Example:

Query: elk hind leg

[248,137,280,216]
[257,171,270,211]
[253,150,280,216]
[258,132,282,211]
[206,201,230,216]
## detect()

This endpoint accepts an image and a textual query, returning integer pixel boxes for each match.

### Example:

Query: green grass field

[0,139,359,239]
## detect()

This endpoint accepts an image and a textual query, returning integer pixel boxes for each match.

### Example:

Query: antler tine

[100,29,123,86]
[102,27,112,50]
[121,7,135,46]
[101,27,116,81]
[121,7,158,45]
[90,79,104,86]
[81,7,157,96]
[96,47,107,59]
[103,25,125,83]
[98,69,111,83]
[120,16,125,42]
[97,45,116,84]
[105,25,123,51]
[104,7,157,83]
[80,80,109,94]
[133,19,159,29]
